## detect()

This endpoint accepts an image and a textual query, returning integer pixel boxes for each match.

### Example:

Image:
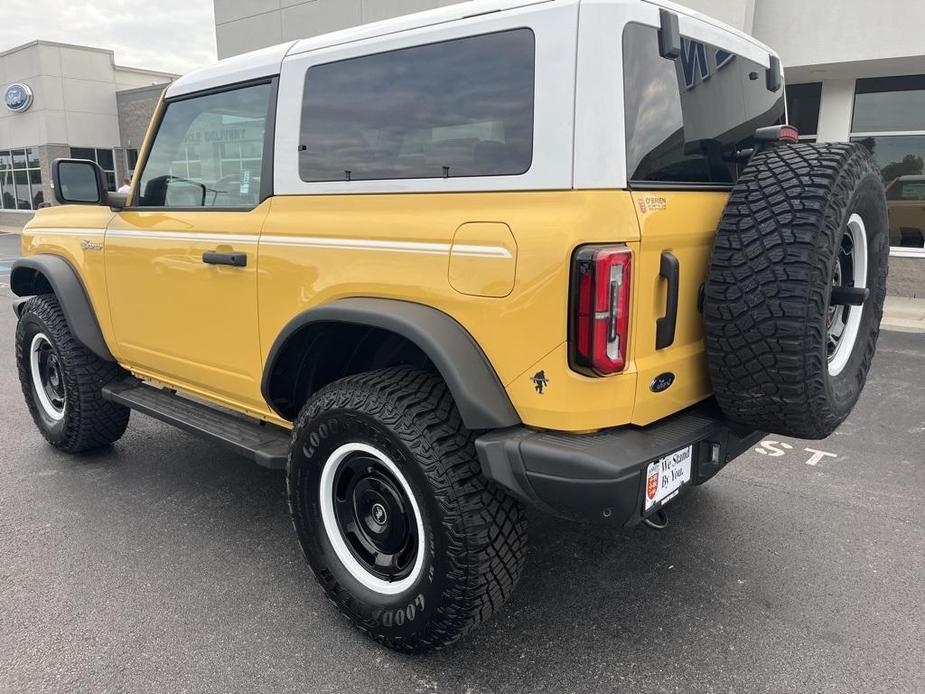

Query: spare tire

[703,142,888,439]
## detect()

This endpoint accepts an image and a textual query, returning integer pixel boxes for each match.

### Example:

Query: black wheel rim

[827,230,855,355]
[331,451,419,582]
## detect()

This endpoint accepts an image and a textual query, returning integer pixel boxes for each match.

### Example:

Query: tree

[880,154,923,185]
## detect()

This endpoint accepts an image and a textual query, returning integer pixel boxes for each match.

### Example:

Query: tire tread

[16,294,129,452]
[287,367,527,652]
[703,143,888,439]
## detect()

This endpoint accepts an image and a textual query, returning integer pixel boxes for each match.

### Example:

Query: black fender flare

[262,298,520,430]
[11,255,114,362]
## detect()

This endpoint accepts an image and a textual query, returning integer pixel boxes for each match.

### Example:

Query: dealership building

[0,41,175,226]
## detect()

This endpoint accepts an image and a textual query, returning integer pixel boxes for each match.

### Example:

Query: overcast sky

[0,0,217,75]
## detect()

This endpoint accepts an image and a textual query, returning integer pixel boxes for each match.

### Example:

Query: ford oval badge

[650,372,675,393]
[3,83,33,113]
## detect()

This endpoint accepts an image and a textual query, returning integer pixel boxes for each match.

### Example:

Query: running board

[102,379,290,470]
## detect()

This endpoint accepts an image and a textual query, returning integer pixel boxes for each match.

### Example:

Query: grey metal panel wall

[214,0,468,58]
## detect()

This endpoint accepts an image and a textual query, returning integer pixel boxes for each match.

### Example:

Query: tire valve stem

[643,509,669,530]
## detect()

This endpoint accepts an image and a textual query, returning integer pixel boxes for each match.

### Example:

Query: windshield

[623,23,785,187]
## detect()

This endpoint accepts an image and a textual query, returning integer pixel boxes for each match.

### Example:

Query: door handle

[202,251,247,267]
[656,251,679,350]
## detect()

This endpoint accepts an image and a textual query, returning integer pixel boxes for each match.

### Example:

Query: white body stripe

[261,235,512,259]
[261,235,448,255]
[106,229,259,244]
[25,228,106,236]
[26,228,512,259]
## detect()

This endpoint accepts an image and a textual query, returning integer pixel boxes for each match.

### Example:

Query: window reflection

[853,135,925,248]
[623,24,785,186]
[298,29,535,182]
[137,82,271,208]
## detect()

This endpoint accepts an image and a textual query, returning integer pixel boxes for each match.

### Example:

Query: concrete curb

[881,296,925,333]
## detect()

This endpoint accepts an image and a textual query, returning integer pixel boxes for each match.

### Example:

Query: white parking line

[754,440,840,466]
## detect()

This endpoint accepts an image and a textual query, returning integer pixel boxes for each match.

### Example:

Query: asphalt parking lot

[0,231,923,693]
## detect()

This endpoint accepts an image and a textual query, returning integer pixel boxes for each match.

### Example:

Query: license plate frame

[643,445,693,513]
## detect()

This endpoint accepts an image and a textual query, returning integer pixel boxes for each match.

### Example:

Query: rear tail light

[569,245,632,376]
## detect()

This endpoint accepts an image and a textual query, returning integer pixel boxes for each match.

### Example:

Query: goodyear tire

[704,143,889,439]
[16,294,130,452]
[287,367,527,652]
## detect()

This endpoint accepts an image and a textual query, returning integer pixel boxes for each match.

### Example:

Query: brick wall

[117,84,167,152]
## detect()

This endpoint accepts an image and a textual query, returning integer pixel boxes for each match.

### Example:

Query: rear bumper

[475,400,763,526]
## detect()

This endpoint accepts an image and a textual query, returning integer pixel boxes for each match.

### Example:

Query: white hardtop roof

[167,0,777,99]
[166,41,297,98]
[642,0,777,59]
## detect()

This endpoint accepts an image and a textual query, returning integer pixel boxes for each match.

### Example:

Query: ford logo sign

[650,372,675,393]
[4,83,34,113]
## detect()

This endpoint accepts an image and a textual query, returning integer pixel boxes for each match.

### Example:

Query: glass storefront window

[786,82,821,137]
[851,75,925,252]
[70,147,117,192]
[853,75,925,133]
[29,170,44,208]
[126,148,139,175]
[96,149,114,171]
[852,135,925,249]
[14,170,30,210]
[0,147,42,211]
[25,148,40,168]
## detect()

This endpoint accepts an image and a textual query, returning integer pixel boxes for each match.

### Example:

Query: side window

[298,29,535,183]
[137,82,272,208]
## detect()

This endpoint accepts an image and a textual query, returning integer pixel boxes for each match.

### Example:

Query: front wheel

[287,367,527,652]
[16,294,130,453]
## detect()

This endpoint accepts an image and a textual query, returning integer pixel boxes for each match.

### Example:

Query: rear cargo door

[621,22,785,424]
[629,191,727,425]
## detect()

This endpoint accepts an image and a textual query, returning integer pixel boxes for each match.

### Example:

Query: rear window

[298,29,535,183]
[623,23,785,187]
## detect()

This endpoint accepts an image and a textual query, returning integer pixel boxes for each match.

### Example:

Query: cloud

[0,0,217,74]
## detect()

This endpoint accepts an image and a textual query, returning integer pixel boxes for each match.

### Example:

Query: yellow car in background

[886,175,925,248]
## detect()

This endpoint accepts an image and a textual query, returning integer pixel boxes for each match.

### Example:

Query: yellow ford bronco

[12,0,887,651]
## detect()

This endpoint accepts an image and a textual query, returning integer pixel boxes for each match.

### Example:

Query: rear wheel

[287,367,527,652]
[16,294,130,452]
[704,143,889,439]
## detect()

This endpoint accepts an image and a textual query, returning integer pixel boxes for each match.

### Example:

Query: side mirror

[52,159,105,205]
